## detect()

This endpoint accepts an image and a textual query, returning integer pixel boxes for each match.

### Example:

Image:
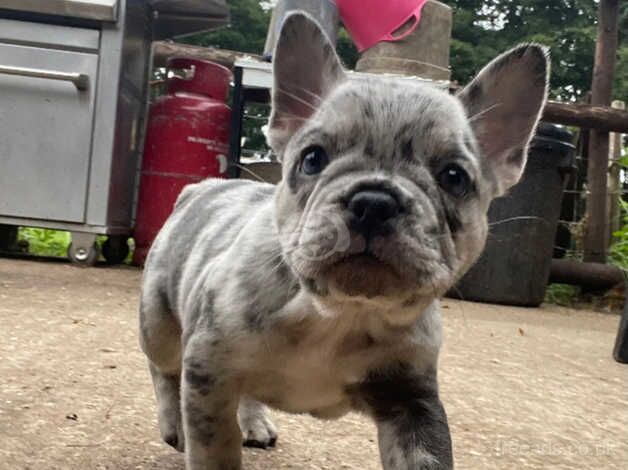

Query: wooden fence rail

[543,101,628,134]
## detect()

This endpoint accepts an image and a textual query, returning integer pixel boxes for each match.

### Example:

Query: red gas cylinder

[133,58,232,265]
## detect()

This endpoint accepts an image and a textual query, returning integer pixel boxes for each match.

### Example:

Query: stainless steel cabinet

[0,0,229,264]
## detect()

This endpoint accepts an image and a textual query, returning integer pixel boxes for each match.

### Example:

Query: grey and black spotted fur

[140,12,549,470]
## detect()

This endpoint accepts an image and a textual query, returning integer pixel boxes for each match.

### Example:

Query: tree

[450,0,596,100]
[181,0,359,66]
[183,0,626,102]
[179,0,271,54]
[615,2,628,100]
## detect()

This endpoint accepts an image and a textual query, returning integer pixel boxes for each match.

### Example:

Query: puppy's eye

[437,163,472,198]
[300,146,329,175]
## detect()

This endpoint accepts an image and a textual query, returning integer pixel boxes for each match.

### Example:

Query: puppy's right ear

[267,12,345,156]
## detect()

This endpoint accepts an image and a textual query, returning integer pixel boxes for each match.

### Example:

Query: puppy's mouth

[292,217,450,299]
[323,252,412,298]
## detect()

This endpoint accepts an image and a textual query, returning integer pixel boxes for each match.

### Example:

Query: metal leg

[228,66,245,179]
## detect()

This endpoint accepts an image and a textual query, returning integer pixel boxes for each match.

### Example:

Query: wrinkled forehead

[310,76,478,160]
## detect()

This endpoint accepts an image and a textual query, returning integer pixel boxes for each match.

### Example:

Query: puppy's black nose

[348,190,399,235]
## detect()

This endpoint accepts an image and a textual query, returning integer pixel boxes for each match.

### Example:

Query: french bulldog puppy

[140,12,549,470]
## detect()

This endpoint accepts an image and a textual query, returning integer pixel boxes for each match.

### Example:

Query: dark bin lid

[528,122,576,173]
[536,122,574,142]
[533,122,575,150]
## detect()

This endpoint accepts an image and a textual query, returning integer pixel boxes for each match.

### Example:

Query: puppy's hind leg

[238,397,278,449]
[139,287,184,452]
[148,363,184,452]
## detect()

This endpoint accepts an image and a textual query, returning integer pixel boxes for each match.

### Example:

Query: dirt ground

[0,258,626,469]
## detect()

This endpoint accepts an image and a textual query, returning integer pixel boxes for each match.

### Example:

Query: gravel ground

[0,258,626,469]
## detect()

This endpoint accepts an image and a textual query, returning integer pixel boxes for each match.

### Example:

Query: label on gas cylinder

[187,136,229,154]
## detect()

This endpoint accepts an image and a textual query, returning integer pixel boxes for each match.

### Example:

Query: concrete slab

[0,258,625,469]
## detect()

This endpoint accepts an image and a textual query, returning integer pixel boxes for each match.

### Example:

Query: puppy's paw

[161,422,185,453]
[240,413,278,449]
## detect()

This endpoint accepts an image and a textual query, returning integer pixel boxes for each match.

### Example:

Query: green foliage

[609,141,628,272]
[545,283,579,306]
[242,102,271,155]
[609,199,628,271]
[337,27,359,69]
[17,228,133,264]
[182,1,626,102]
[448,0,605,100]
[181,0,360,67]
[19,228,69,258]
[179,0,271,54]
[615,3,628,100]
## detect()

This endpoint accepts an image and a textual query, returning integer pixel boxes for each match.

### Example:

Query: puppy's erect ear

[267,12,345,155]
[458,44,550,195]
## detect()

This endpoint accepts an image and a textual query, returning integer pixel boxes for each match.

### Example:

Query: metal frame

[228,59,273,179]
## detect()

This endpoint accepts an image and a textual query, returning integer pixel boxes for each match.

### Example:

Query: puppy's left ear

[458,44,550,195]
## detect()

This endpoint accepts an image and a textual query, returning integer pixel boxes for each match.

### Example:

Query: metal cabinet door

[0,44,97,223]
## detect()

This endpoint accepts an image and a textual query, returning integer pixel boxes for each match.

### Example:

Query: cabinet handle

[0,65,89,90]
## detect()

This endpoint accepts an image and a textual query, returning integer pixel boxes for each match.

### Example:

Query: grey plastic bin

[449,122,576,307]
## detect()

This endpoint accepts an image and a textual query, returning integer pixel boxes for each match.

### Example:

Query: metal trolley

[0,0,229,265]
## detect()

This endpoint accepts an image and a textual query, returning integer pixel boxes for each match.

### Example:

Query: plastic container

[337,0,428,52]
[355,0,452,81]
[263,0,339,59]
[449,123,576,307]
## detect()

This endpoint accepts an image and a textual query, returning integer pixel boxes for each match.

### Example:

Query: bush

[18,228,70,258]
[609,199,628,271]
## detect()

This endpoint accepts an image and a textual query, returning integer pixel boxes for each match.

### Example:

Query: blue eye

[437,163,472,198]
[300,146,329,175]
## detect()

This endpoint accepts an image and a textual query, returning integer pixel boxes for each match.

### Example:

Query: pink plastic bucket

[336,0,428,52]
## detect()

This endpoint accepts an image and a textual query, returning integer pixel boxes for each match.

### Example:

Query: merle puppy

[140,12,549,470]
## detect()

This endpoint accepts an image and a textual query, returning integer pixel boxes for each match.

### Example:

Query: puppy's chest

[240,312,414,417]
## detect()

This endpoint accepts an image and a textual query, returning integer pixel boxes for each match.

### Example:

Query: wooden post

[583,0,620,263]
[607,100,626,245]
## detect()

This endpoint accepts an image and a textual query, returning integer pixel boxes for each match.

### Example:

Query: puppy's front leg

[361,368,453,470]
[182,332,241,470]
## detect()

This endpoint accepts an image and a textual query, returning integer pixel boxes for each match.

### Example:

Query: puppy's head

[269,13,549,306]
